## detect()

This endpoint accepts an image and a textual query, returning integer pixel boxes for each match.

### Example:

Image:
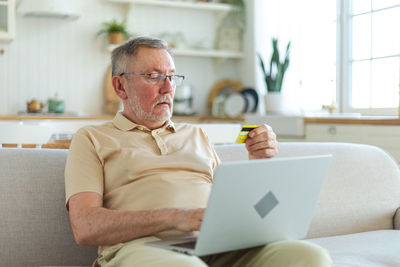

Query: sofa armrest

[395,208,400,230]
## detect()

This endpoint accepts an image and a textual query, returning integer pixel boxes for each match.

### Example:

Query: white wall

[0,0,247,116]
[0,0,127,115]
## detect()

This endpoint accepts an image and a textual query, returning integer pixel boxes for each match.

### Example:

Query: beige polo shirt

[65,112,220,241]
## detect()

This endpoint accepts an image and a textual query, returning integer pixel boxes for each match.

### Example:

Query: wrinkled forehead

[128,47,175,73]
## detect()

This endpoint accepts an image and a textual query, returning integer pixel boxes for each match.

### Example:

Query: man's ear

[112,76,128,100]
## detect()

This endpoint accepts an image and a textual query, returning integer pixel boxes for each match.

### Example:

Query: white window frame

[337,0,400,116]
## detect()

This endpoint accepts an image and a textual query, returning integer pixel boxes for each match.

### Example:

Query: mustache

[153,95,173,107]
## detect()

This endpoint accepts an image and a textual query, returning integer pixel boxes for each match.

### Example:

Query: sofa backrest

[278,142,400,238]
[0,148,97,266]
[1,142,399,265]
[215,142,400,238]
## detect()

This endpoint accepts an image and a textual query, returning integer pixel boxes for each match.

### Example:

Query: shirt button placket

[152,130,167,155]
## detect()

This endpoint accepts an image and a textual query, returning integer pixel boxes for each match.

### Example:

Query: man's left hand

[245,124,278,160]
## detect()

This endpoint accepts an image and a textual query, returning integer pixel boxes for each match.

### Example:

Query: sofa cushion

[0,148,98,266]
[308,230,400,267]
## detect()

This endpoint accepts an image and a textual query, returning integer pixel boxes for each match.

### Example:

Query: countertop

[1,114,400,125]
[0,115,114,120]
[303,114,400,125]
[0,114,245,123]
[246,113,400,126]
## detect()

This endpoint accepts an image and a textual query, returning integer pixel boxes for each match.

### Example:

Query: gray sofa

[1,142,400,266]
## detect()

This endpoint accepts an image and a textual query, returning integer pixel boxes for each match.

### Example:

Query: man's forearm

[71,207,176,246]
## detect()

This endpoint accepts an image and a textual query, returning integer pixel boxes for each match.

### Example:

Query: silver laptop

[145,154,332,256]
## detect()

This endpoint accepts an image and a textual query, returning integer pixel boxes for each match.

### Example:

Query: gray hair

[111,36,169,77]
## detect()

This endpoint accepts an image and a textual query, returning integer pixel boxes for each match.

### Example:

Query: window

[255,0,399,115]
[341,0,400,115]
[255,0,337,113]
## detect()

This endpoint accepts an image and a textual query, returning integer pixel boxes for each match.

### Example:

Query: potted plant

[97,19,130,45]
[258,38,291,113]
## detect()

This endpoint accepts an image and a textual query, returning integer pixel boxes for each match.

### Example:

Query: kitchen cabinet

[277,122,400,163]
[0,0,15,41]
[250,114,400,163]
[304,123,400,162]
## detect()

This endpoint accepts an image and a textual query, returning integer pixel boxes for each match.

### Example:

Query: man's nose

[160,76,174,93]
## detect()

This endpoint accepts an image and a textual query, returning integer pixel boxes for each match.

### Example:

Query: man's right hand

[68,192,206,246]
[170,208,205,232]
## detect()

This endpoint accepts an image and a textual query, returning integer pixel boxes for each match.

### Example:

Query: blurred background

[0,0,399,161]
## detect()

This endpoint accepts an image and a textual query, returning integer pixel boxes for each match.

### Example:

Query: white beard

[128,93,173,122]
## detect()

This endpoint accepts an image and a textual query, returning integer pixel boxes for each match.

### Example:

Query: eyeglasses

[120,72,185,86]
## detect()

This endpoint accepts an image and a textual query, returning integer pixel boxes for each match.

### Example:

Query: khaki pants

[96,236,332,267]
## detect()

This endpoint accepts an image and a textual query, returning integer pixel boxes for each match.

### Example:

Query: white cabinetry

[0,0,15,41]
[303,123,400,163]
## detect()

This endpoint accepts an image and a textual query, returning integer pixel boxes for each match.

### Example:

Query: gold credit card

[235,125,259,144]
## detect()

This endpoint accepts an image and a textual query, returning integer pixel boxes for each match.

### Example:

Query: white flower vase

[265,92,284,114]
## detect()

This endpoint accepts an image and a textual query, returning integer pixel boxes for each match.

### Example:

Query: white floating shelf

[107,45,243,59]
[106,0,237,12]
[172,48,243,58]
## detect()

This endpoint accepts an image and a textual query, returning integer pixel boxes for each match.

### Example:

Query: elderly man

[65,37,331,267]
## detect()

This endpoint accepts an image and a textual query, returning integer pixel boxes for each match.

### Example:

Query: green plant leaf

[96,19,130,40]
[258,38,291,92]
[257,53,268,76]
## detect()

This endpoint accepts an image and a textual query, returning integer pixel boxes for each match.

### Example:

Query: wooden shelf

[106,0,237,12]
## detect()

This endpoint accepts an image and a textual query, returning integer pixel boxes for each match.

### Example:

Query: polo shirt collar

[113,112,176,132]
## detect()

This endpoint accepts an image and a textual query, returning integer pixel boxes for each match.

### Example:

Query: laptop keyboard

[171,241,197,249]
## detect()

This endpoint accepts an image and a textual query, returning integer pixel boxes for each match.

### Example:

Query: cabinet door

[305,123,400,163]
[0,3,8,33]
[0,0,15,41]
[305,124,363,142]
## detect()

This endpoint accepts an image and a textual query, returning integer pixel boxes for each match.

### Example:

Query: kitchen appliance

[173,83,194,115]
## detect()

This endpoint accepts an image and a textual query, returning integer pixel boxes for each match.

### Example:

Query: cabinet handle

[328,125,337,135]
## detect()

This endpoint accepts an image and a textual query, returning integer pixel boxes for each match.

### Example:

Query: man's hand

[245,124,278,160]
[68,192,206,246]
[170,208,205,232]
